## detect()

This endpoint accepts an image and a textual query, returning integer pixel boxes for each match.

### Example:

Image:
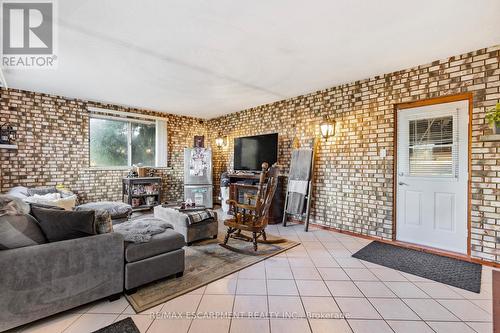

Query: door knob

[398,182,409,186]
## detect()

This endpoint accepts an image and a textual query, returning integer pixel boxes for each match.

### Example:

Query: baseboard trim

[289,221,500,269]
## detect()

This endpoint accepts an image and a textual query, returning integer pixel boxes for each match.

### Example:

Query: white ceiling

[3,0,500,119]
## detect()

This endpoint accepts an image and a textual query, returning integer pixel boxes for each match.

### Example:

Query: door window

[408,116,456,177]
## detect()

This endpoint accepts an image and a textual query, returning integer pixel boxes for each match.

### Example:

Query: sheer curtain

[155,119,168,167]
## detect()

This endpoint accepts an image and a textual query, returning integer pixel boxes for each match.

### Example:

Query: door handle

[398,182,409,186]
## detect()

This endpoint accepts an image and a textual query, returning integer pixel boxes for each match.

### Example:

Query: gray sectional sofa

[0,232,124,332]
[0,195,186,332]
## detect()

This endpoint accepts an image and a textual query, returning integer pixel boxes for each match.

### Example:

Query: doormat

[352,241,482,293]
[92,317,139,333]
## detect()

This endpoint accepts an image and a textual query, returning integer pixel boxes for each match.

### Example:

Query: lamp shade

[320,118,335,139]
[215,135,224,147]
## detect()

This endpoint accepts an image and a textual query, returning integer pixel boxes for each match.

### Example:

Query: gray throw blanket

[113,217,173,243]
[286,149,313,215]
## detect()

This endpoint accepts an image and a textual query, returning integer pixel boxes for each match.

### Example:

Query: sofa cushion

[30,206,96,242]
[125,229,185,263]
[76,201,132,219]
[0,214,47,250]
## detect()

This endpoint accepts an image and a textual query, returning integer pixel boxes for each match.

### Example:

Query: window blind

[401,112,459,178]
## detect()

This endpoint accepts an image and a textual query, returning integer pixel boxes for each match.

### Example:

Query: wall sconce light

[215,134,225,148]
[320,117,335,140]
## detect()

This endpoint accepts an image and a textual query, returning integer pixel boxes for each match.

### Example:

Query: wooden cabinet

[123,177,162,211]
[227,173,285,224]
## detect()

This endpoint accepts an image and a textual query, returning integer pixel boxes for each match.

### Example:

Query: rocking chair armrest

[226,199,257,211]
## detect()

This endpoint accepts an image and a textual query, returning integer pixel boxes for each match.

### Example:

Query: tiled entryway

[12,216,495,333]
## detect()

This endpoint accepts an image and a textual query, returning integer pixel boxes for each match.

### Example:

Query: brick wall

[1,45,498,263]
[207,45,500,263]
[0,89,207,203]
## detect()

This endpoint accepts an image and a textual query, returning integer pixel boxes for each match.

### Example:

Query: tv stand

[233,170,260,176]
[227,172,284,224]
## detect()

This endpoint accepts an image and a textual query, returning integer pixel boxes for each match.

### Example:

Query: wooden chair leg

[262,229,267,241]
[224,227,232,245]
[252,232,258,251]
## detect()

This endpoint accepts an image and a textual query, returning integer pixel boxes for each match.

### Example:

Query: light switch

[379,148,387,158]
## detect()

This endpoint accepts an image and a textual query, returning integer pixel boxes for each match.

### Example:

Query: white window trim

[88,106,167,121]
[88,107,168,168]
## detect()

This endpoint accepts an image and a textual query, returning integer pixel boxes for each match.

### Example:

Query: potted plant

[486,102,500,135]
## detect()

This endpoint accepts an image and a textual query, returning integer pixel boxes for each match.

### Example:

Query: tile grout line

[284,224,314,332]
[227,266,240,333]
[298,227,356,332]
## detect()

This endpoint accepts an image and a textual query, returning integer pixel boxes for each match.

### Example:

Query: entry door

[396,100,468,254]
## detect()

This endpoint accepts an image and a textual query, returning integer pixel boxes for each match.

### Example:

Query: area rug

[352,241,482,293]
[125,233,299,312]
[92,317,139,333]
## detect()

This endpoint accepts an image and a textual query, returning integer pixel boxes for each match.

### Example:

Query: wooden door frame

[392,93,473,256]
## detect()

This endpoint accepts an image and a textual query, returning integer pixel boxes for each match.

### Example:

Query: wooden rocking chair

[222,162,280,251]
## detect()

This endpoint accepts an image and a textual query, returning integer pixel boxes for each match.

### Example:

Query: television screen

[234,133,278,171]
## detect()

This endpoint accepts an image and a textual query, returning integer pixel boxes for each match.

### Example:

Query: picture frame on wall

[194,135,205,148]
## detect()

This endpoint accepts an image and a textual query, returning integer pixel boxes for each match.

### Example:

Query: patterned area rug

[125,233,299,312]
[92,317,139,333]
[352,241,482,293]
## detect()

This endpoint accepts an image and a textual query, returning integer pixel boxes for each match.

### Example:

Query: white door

[396,100,468,254]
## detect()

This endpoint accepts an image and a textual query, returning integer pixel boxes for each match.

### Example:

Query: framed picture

[194,135,205,148]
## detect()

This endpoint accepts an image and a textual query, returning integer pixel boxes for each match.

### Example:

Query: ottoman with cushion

[114,217,186,292]
[75,201,132,223]
[154,205,218,245]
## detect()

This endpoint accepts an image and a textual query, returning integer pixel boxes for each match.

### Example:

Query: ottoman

[75,201,132,223]
[154,206,218,245]
[124,225,185,292]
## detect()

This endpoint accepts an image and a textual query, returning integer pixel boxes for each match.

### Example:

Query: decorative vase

[493,121,500,135]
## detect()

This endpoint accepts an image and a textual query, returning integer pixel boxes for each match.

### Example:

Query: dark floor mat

[352,241,481,293]
[92,317,140,333]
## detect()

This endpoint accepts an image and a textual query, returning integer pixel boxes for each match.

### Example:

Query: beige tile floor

[11,215,496,333]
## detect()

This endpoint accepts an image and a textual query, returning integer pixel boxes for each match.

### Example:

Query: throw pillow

[27,187,58,197]
[24,193,77,210]
[6,186,30,200]
[30,206,96,242]
[94,210,113,234]
[0,214,47,250]
[0,195,31,216]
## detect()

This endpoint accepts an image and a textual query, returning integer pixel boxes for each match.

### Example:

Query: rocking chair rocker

[222,162,280,251]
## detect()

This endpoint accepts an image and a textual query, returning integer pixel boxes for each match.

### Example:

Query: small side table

[122,177,162,211]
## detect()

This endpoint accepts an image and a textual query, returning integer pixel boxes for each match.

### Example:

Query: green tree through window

[89,117,156,167]
[132,122,155,166]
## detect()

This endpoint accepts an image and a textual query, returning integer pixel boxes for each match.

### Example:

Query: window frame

[89,114,157,168]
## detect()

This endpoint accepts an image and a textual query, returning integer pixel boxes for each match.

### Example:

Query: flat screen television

[234,133,278,172]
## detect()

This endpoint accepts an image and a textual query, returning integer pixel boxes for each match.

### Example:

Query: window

[90,118,129,167]
[131,122,156,166]
[89,114,167,168]
[408,116,456,177]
